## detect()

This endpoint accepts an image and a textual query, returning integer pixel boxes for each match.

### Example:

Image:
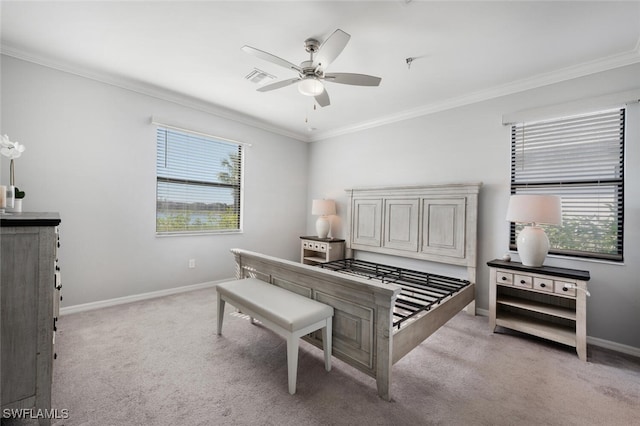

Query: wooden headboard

[345,182,482,280]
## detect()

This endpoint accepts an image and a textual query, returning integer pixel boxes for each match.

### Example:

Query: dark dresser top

[300,236,345,243]
[487,259,590,281]
[1,212,61,227]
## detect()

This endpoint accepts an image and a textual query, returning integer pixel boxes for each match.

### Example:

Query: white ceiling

[2,1,640,142]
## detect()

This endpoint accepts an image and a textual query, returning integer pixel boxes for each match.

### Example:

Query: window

[156,126,243,234]
[510,108,625,261]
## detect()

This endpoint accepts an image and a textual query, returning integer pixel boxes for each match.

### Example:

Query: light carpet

[49,286,639,425]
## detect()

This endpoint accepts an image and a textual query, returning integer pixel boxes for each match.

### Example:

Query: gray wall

[1,55,309,307]
[2,54,639,353]
[307,63,640,352]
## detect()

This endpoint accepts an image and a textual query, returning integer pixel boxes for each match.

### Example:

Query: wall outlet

[188,259,196,269]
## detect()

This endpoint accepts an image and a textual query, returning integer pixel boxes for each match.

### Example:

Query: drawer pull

[540,283,546,288]
[520,280,526,284]
[562,287,568,292]
[501,276,507,281]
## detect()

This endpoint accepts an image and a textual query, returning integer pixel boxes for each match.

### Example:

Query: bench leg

[322,318,332,372]
[286,335,299,395]
[217,293,225,335]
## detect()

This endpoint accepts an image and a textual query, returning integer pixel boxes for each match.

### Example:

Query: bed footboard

[231,248,400,400]
[229,248,473,401]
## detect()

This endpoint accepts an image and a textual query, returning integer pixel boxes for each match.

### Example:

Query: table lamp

[506,194,562,267]
[312,199,336,239]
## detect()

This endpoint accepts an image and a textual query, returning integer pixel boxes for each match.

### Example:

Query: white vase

[6,185,15,209]
[9,198,22,213]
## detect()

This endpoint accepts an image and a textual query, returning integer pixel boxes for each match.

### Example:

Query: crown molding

[0,45,310,143]
[309,46,640,142]
[3,42,638,145]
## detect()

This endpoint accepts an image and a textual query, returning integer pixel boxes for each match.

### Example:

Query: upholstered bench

[216,278,334,394]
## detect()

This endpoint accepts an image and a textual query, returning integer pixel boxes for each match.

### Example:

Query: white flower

[0,134,26,159]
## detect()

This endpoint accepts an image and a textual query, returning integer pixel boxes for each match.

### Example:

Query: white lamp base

[315,216,330,239]
[516,226,550,267]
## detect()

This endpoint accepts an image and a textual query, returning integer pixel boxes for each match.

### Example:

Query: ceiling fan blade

[315,89,330,107]
[242,45,302,73]
[324,73,382,87]
[256,78,300,92]
[314,29,351,69]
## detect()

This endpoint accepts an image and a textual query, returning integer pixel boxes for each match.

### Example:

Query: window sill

[156,230,243,237]
[508,250,625,267]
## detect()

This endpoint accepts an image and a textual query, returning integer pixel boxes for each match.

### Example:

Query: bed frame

[231,183,481,401]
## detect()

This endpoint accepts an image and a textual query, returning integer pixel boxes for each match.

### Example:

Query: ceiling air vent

[245,68,276,85]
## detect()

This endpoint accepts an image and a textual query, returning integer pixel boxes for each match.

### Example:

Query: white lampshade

[312,199,336,216]
[298,78,324,96]
[312,199,336,239]
[506,194,562,267]
[506,194,562,226]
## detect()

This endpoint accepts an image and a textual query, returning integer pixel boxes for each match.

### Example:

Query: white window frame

[509,107,625,262]
[155,123,244,236]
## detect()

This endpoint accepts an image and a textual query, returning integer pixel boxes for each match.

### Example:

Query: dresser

[1,212,61,424]
[300,236,344,265]
[488,259,590,361]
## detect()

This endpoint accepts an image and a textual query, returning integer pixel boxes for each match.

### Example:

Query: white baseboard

[587,336,640,358]
[61,285,640,358]
[474,308,640,358]
[475,307,489,317]
[60,279,226,316]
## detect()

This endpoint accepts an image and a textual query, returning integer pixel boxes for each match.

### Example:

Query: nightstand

[487,259,590,361]
[300,236,345,266]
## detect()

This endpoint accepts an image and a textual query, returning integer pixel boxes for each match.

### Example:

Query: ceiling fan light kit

[298,78,324,96]
[243,29,381,107]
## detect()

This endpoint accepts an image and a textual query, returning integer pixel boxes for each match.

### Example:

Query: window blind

[510,108,625,261]
[156,127,243,234]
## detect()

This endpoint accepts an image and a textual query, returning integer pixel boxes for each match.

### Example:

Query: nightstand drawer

[514,274,533,289]
[496,271,513,286]
[303,241,327,251]
[555,280,576,297]
[533,277,554,293]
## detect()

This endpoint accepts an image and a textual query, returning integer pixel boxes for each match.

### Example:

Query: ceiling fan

[242,29,381,107]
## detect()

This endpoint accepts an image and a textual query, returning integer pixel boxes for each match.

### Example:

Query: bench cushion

[217,278,333,332]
